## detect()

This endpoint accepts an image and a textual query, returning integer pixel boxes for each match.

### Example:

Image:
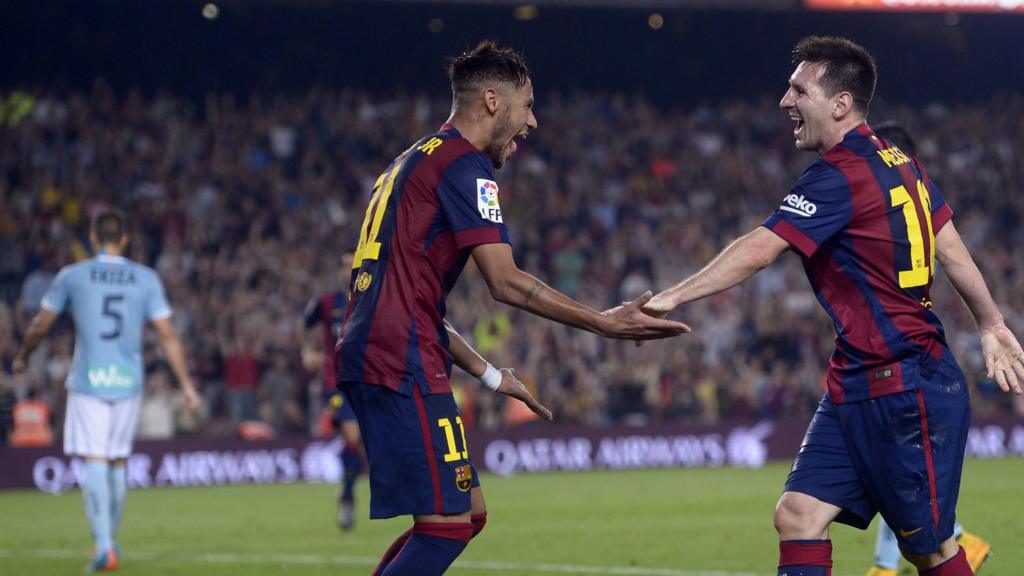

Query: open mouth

[791,116,804,138]
[508,133,528,155]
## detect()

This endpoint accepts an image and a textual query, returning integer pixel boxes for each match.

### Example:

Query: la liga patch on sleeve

[476,179,503,223]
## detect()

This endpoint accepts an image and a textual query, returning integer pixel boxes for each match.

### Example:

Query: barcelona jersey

[304,291,348,385]
[337,125,510,395]
[763,124,954,403]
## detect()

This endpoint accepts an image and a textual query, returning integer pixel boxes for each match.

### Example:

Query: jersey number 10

[890,180,935,289]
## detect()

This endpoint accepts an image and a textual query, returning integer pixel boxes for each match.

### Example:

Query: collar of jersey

[96,254,128,263]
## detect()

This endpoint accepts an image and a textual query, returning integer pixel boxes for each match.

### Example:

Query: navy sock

[372,528,412,576]
[379,522,473,576]
[340,448,360,503]
[919,547,973,576]
[778,539,832,576]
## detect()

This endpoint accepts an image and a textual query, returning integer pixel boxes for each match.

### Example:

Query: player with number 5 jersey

[336,41,690,576]
[14,210,201,573]
[643,37,1024,576]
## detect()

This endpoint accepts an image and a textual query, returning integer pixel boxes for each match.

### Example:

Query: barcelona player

[302,252,364,530]
[863,121,991,576]
[644,37,1024,575]
[14,210,201,572]
[336,41,690,575]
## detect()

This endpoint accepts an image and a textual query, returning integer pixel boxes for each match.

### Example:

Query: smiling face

[779,61,840,155]
[484,79,537,169]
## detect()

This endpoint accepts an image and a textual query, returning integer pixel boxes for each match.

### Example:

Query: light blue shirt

[41,255,171,400]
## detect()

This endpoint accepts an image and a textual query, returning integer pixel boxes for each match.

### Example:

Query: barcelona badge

[454,465,472,492]
[355,271,372,292]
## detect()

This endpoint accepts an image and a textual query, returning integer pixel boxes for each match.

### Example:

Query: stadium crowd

[2,83,1023,442]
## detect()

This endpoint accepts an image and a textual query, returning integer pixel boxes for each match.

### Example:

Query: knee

[471,512,487,538]
[774,494,830,540]
[903,537,960,570]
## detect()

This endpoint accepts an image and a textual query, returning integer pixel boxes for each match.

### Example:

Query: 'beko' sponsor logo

[780,193,818,217]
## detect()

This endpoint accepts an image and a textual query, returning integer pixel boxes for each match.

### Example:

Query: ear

[119,234,130,251]
[483,87,500,115]
[831,92,855,120]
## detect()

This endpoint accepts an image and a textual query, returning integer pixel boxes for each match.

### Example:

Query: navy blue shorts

[334,393,357,423]
[785,354,970,556]
[339,381,480,519]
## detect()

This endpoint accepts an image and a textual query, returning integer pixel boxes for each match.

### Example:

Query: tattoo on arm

[523,281,544,305]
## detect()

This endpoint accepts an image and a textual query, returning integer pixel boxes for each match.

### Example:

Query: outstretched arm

[12,309,59,374]
[444,320,552,421]
[471,243,689,340]
[644,226,791,316]
[152,317,203,412]
[935,222,1024,394]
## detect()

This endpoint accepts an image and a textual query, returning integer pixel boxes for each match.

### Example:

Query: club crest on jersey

[454,464,473,492]
[780,193,818,217]
[355,271,372,292]
[477,179,503,223]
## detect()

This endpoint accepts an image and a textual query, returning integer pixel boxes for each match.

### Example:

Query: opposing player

[643,37,1023,575]
[336,41,690,575]
[863,121,991,576]
[14,210,201,573]
[302,253,364,530]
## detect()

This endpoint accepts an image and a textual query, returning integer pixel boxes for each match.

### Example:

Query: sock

[471,512,487,538]
[83,461,113,552]
[953,523,963,540]
[919,547,973,576]
[372,528,413,576]
[778,539,832,576]
[340,447,360,504]
[379,522,473,576]
[109,465,127,541]
[874,521,901,569]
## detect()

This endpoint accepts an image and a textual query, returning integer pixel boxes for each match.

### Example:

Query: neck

[819,116,866,154]
[96,245,123,257]
[445,108,490,154]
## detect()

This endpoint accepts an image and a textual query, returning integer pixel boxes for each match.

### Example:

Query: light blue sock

[109,465,127,542]
[953,522,963,539]
[874,519,901,570]
[83,460,113,552]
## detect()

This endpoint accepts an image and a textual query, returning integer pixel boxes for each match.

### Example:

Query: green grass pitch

[1,458,1020,575]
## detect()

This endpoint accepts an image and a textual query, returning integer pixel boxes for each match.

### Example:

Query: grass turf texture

[0,458,1019,575]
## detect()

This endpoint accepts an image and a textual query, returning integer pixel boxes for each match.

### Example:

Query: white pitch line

[0,548,862,576]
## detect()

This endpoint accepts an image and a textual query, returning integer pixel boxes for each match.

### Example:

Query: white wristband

[479,364,502,391]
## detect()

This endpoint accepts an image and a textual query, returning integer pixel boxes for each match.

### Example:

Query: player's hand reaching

[600,291,690,340]
[495,368,553,421]
[981,323,1024,395]
[640,294,673,319]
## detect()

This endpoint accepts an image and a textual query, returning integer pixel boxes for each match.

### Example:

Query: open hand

[600,291,690,340]
[981,324,1024,395]
[495,368,553,421]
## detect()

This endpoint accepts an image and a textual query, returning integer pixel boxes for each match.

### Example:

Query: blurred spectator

[136,364,180,441]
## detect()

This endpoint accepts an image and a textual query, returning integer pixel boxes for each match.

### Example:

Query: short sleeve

[436,152,512,250]
[146,272,172,320]
[916,160,953,233]
[762,161,852,258]
[303,297,323,328]
[40,267,72,313]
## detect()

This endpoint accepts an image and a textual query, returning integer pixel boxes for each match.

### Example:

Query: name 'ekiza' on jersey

[40,254,172,400]
[762,123,954,404]
[337,125,511,395]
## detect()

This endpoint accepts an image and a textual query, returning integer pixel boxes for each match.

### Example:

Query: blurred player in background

[302,252,364,531]
[863,121,992,576]
[643,36,1023,575]
[14,210,201,573]
[336,41,689,575]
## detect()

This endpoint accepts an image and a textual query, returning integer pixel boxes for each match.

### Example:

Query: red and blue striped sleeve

[762,160,853,258]
[436,151,512,250]
[915,161,953,233]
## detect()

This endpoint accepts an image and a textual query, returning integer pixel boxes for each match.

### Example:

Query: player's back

[338,126,510,395]
[42,254,170,400]
[766,124,955,402]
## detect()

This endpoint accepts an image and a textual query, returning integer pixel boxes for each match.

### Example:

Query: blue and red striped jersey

[762,123,954,403]
[337,125,510,395]
[304,291,348,385]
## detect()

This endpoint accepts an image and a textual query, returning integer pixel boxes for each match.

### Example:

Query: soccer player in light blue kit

[14,210,200,573]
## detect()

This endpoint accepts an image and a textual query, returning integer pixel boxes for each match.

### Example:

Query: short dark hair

[873,121,917,155]
[92,210,125,244]
[793,36,877,115]
[447,40,530,97]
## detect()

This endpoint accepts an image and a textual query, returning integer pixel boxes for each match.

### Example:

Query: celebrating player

[862,121,991,576]
[14,210,201,573]
[336,41,690,575]
[643,37,1024,575]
